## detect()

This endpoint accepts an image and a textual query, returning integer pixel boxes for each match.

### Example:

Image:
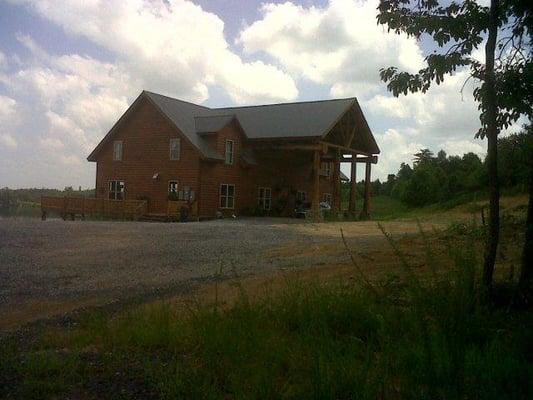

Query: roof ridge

[143,90,212,110]
[214,97,356,110]
[144,89,356,110]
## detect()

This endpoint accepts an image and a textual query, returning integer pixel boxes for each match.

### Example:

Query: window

[258,187,272,210]
[322,161,332,177]
[296,191,306,204]
[109,180,125,200]
[225,140,234,165]
[220,184,235,209]
[170,138,181,160]
[322,193,332,205]
[168,181,178,194]
[113,141,123,161]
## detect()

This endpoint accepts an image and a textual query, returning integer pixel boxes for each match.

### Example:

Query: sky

[0,0,512,189]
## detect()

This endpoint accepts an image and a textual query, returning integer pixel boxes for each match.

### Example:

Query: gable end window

[258,187,272,210]
[225,140,234,165]
[113,141,123,161]
[170,138,181,160]
[220,184,235,209]
[109,180,125,200]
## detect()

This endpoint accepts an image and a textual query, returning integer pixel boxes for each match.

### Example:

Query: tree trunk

[482,0,500,291]
[518,143,533,292]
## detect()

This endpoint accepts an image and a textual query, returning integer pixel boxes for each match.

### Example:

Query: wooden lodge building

[87,91,380,220]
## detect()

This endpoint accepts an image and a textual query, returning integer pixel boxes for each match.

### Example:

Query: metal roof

[195,114,235,134]
[88,90,377,162]
[214,97,356,139]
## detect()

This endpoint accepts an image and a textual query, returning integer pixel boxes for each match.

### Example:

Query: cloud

[0,95,17,117]
[8,0,298,104]
[0,95,19,150]
[366,70,482,141]
[238,0,424,99]
[0,133,18,149]
[1,0,300,188]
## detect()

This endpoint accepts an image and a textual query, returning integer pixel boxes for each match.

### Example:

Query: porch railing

[41,196,148,220]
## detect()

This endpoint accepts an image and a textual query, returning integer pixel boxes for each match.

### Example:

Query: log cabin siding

[91,93,364,219]
[95,98,201,214]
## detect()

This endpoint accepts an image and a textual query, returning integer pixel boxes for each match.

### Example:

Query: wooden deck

[40,197,198,221]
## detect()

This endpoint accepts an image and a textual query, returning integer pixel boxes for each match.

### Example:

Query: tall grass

[1,229,532,399]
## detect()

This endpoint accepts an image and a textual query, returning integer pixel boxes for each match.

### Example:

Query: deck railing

[41,196,148,220]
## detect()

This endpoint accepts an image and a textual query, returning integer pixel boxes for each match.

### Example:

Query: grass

[2,223,532,399]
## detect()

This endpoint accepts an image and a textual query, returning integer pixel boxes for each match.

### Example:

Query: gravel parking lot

[0,217,439,330]
[0,217,347,329]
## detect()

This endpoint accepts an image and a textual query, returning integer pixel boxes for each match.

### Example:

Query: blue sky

[0,0,494,189]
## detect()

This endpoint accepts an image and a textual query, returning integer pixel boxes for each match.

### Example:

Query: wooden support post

[312,149,321,220]
[360,162,371,220]
[348,160,357,215]
[332,149,341,213]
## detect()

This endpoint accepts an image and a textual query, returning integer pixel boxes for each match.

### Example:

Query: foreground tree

[519,124,533,294]
[377,0,532,291]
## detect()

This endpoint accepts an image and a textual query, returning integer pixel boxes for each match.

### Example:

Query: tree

[413,148,435,165]
[377,0,532,291]
[518,124,533,294]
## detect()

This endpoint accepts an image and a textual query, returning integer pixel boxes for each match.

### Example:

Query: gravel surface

[2,217,374,329]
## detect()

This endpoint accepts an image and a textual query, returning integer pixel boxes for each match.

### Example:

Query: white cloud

[238,0,424,99]
[8,0,298,104]
[440,139,484,157]
[371,128,424,179]
[366,70,483,140]
[0,134,18,149]
[40,137,64,150]
[0,96,19,150]
[0,95,17,119]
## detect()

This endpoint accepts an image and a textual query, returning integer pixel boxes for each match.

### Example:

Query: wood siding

[94,100,338,217]
[95,98,201,214]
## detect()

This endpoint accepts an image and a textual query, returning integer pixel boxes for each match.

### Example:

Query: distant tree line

[357,130,531,208]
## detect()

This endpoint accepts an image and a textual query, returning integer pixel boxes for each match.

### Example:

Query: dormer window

[113,141,123,161]
[225,140,234,165]
[170,138,181,160]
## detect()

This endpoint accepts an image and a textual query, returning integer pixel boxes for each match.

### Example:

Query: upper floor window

[113,141,123,161]
[109,180,125,200]
[258,187,272,210]
[225,140,234,165]
[220,183,235,209]
[170,138,181,160]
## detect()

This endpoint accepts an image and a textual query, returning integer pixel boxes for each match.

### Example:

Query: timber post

[312,149,321,220]
[359,161,371,220]
[348,159,357,216]
[333,149,341,214]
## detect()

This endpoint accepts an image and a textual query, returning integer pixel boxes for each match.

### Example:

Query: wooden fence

[41,196,148,220]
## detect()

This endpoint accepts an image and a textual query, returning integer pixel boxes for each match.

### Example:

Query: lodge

[86,91,380,220]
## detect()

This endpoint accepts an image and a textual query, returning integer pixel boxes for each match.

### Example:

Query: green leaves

[377,0,531,137]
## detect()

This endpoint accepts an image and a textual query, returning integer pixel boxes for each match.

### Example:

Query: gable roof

[214,97,356,139]
[88,90,378,162]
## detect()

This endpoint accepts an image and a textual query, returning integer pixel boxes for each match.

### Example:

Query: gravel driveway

[0,217,357,329]
[1,216,439,330]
